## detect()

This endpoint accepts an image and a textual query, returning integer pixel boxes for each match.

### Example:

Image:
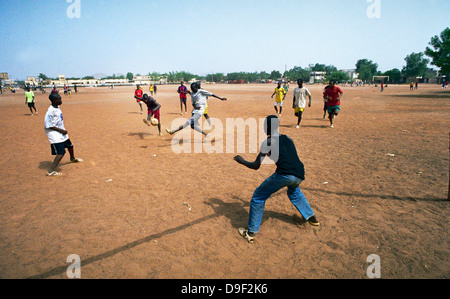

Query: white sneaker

[296,125,299,129]
[330,124,334,128]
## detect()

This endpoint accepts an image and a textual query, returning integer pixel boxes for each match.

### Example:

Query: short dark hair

[49,92,61,102]
[264,115,279,136]
[191,82,201,90]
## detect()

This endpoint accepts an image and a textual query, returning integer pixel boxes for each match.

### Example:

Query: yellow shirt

[274,87,286,102]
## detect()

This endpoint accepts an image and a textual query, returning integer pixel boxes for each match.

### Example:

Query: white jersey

[191,89,213,111]
[293,87,311,109]
[44,105,69,144]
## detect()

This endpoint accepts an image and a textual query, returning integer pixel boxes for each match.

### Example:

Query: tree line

[37,28,449,85]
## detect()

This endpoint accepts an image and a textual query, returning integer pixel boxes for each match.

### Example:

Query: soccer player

[44,92,83,177]
[139,93,162,136]
[25,87,38,116]
[271,82,286,116]
[134,85,144,114]
[323,80,343,128]
[177,81,188,115]
[165,82,227,138]
[234,115,319,243]
[292,80,311,128]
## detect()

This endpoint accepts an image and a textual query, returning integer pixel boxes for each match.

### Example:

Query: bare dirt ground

[0,83,448,279]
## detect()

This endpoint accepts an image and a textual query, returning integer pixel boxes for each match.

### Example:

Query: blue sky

[1,0,449,79]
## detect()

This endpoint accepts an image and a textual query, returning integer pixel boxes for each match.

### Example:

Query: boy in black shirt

[234,115,319,243]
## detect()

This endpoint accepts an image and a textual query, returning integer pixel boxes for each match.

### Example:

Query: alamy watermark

[169,117,279,164]
[66,254,81,278]
[367,0,381,19]
[67,0,81,19]
[367,254,381,278]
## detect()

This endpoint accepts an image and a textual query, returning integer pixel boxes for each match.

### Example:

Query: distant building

[309,71,326,83]
[340,69,359,81]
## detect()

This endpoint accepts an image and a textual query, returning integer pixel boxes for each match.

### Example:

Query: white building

[309,71,326,83]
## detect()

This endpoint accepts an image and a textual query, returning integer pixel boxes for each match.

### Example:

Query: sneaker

[165,128,174,135]
[46,171,62,177]
[238,228,255,243]
[307,216,320,227]
[330,124,334,128]
[296,125,300,129]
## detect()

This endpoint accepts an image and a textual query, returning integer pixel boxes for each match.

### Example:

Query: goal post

[373,76,389,83]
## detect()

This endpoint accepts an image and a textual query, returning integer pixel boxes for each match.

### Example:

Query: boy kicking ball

[165,82,226,138]
[44,92,83,176]
[139,94,162,136]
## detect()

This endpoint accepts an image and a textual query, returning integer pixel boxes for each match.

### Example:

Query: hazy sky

[1,0,449,79]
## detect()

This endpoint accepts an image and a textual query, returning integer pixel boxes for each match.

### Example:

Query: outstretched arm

[234,152,266,170]
[211,94,227,101]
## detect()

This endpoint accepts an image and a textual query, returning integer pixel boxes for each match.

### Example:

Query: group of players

[133,79,344,138]
[39,79,344,242]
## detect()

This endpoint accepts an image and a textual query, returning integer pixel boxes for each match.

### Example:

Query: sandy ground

[0,83,448,279]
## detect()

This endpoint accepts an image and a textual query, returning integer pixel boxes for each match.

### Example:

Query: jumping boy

[271,82,286,116]
[44,92,83,176]
[25,87,38,116]
[234,115,319,243]
[139,93,162,136]
[134,85,144,114]
[292,80,311,128]
[165,82,227,138]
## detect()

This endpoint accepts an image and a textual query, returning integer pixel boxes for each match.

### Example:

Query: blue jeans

[248,172,315,233]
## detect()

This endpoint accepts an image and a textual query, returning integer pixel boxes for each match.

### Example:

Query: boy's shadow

[204,195,306,229]
[38,161,71,172]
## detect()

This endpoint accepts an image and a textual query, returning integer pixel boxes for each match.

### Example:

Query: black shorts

[51,139,73,156]
[27,102,35,108]
[180,98,187,104]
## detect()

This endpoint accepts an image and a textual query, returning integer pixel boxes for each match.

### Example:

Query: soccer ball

[151,118,159,126]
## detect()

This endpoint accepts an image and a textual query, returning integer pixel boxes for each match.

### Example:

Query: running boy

[292,80,311,128]
[323,80,343,128]
[139,93,162,136]
[234,115,319,243]
[166,82,227,137]
[44,92,83,176]
[271,82,286,116]
[25,87,38,115]
[134,85,144,114]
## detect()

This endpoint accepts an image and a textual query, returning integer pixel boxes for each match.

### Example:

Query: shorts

[27,102,35,108]
[51,139,73,156]
[274,101,284,107]
[327,105,340,115]
[294,107,304,113]
[148,109,160,121]
[204,106,208,115]
[180,98,187,104]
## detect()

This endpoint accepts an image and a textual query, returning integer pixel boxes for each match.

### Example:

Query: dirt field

[0,83,448,279]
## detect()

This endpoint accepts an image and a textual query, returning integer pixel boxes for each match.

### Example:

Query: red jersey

[135,89,143,101]
[323,86,343,107]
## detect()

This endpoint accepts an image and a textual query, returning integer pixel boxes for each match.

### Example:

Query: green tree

[402,52,430,80]
[355,59,379,81]
[286,66,310,82]
[126,72,134,81]
[383,68,403,83]
[424,27,450,77]
[270,70,282,80]
[326,71,350,83]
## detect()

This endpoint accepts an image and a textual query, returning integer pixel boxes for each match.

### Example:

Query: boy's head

[142,94,149,102]
[191,82,201,92]
[49,92,62,106]
[297,79,303,87]
[264,115,279,136]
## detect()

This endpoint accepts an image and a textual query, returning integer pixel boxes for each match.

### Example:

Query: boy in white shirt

[165,82,227,137]
[44,92,83,176]
[292,80,312,128]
